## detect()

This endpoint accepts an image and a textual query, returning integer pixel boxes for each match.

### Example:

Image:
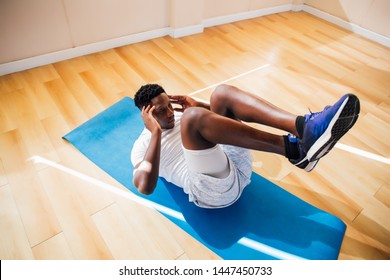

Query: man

[131,84,360,208]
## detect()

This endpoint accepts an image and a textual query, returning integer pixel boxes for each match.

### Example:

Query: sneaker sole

[294,157,319,172]
[312,111,359,160]
[307,94,360,162]
[304,159,318,172]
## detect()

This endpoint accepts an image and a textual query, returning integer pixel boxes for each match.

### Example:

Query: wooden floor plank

[45,78,89,129]
[0,130,62,247]
[92,203,152,259]
[41,114,116,215]
[375,183,390,209]
[114,197,186,259]
[0,185,34,259]
[32,232,74,260]
[53,61,105,118]
[0,159,8,187]
[37,166,113,259]
[0,91,59,164]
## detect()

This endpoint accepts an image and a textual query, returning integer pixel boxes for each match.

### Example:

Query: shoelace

[306,106,331,121]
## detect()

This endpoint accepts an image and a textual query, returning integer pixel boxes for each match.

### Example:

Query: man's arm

[169,95,210,111]
[132,105,161,195]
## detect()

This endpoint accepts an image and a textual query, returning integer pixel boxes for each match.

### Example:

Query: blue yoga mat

[63,97,346,260]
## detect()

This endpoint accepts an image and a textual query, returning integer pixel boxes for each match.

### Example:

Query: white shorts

[183,144,252,208]
[183,144,230,179]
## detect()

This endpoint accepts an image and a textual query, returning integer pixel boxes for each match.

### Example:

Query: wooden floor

[0,11,389,260]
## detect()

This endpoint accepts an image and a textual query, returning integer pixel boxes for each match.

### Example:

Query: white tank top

[130,112,191,194]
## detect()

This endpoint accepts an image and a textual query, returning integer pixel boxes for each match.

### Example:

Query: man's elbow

[133,179,155,195]
[138,186,154,195]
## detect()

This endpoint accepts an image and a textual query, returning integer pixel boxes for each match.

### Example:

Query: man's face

[150,93,175,129]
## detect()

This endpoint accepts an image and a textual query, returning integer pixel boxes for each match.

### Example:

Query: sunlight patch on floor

[28,156,186,222]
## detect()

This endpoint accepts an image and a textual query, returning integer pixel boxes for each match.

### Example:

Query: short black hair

[134,84,165,110]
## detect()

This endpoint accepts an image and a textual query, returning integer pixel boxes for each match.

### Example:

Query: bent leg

[180,107,286,156]
[210,84,299,136]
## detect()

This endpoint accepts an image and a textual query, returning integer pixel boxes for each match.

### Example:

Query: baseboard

[291,4,304,12]
[0,5,291,76]
[302,5,390,48]
[203,4,293,27]
[1,4,389,76]
[0,28,171,76]
[170,24,204,38]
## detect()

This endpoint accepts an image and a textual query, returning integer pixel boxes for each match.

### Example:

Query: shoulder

[131,129,149,165]
[134,128,151,146]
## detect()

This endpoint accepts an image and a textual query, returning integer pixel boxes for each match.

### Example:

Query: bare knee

[211,84,236,101]
[181,107,215,149]
[210,84,237,116]
[181,107,209,127]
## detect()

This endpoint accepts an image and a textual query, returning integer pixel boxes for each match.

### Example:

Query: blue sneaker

[300,94,360,162]
[287,134,319,172]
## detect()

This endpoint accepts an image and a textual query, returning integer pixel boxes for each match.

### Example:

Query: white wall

[304,0,390,38]
[64,0,169,46]
[0,0,73,64]
[0,0,170,64]
[203,0,292,19]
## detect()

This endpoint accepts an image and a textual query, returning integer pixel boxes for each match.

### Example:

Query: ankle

[295,116,305,138]
[283,135,300,159]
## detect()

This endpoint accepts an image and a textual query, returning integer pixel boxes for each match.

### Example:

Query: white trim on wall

[303,5,390,48]
[0,28,171,76]
[169,24,204,38]
[203,4,293,27]
[1,4,388,76]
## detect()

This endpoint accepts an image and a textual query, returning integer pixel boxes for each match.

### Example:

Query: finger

[142,105,152,118]
[171,99,186,106]
[169,95,184,102]
[168,97,179,104]
[145,105,154,113]
[148,105,156,115]
[173,107,184,112]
